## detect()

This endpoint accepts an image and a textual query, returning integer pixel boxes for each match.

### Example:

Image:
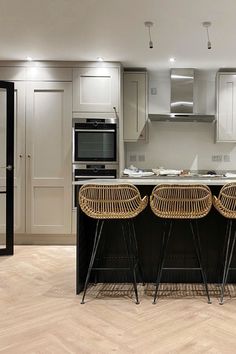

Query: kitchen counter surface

[73,176,236,186]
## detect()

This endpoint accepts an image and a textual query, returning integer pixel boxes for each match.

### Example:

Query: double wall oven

[72,118,119,207]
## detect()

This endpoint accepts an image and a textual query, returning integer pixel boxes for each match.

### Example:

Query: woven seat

[79,184,148,219]
[213,183,236,219]
[150,184,212,219]
[150,184,212,304]
[78,184,148,304]
[213,183,236,304]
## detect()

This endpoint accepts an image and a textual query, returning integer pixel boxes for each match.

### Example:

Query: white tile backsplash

[125,121,236,171]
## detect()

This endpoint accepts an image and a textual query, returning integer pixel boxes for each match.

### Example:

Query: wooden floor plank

[1,246,236,353]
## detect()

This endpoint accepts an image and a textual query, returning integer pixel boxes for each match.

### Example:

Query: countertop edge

[73,177,236,186]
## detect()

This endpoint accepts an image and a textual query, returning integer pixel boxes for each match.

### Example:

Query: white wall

[125,69,236,171]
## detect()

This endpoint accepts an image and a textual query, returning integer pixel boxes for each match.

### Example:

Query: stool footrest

[97,256,136,260]
[92,267,136,271]
[162,267,201,270]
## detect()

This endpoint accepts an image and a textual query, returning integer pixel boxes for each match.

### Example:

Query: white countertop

[73,176,236,186]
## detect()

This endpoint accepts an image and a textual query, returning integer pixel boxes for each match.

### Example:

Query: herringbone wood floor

[1,246,236,353]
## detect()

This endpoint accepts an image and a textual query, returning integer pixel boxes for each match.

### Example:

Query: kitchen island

[75,177,236,294]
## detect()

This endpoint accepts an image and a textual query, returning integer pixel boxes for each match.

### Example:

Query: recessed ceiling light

[169,57,176,63]
[26,56,33,61]
[97,57,104,62]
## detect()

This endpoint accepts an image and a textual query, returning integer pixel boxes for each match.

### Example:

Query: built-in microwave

[72,118,118,164]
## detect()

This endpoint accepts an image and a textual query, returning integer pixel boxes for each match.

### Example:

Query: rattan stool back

[79,184,148,219]
[150,184,212,219]
[213,183,236,304]
[213,183,236,219]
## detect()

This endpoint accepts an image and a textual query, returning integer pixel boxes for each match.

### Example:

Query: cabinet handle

[113,106,119,119]
[19,154,23,158]
[27,154,31,158]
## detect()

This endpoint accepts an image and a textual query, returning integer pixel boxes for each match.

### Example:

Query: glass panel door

[0,87,6,250]
[0,81,14,256]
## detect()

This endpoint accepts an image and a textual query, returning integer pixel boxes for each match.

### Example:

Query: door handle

[0,165,13,171]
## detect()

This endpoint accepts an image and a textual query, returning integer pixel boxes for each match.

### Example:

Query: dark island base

[76,185,236,294]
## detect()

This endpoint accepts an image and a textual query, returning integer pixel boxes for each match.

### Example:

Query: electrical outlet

[151,87,157,95]
[212,155,222,162]
[129,154,137,162]
[138,154,145,162]
[224,154,230,162]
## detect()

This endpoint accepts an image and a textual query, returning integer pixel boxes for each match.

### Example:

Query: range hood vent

[149,68,215,122]
[148,113,215,122]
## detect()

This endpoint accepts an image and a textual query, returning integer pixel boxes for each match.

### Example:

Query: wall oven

[72,118,118,164]
[73,164,117,208]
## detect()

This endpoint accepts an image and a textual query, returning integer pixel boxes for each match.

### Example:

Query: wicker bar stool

[79,183,148,304]
[150,184,212,304]
[213,183,236,304]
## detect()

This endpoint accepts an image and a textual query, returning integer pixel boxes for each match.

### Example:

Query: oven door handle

[75,175,116,179]
[74,129,115,133]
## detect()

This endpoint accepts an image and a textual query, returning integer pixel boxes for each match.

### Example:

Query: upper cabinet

[217,72,236,142]
[73,66,119,113]
[123,71,148,142]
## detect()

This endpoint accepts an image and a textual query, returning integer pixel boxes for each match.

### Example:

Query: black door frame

[0,81,14,256]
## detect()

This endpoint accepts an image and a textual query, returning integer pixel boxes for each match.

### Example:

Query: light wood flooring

[1,246,236,353]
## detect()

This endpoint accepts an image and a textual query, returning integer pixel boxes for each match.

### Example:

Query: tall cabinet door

[14,82,26,233]
[26,82,72,234]
[123,72,148,141]
[217,74,236,142]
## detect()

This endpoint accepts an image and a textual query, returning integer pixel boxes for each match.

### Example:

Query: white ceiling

[1,0,236,71]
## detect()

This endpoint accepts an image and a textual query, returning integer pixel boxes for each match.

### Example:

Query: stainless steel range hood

[149,68,215,122]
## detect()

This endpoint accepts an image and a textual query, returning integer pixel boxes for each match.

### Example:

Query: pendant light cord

[206,27,210,42]
[148,27,152,42]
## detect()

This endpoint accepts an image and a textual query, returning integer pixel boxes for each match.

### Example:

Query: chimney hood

[149,68,215,122]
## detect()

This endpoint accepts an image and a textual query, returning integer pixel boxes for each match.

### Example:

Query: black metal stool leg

[190,221,211,304]
[220,220,232,304]
[122,221,139,304]
[220,221,236,304]
[93,222,107,285]
[129,220,145,285]
[153,220,172,304]
[221,219,230,276]
[81,220,104,304]
[224,231,236,293]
